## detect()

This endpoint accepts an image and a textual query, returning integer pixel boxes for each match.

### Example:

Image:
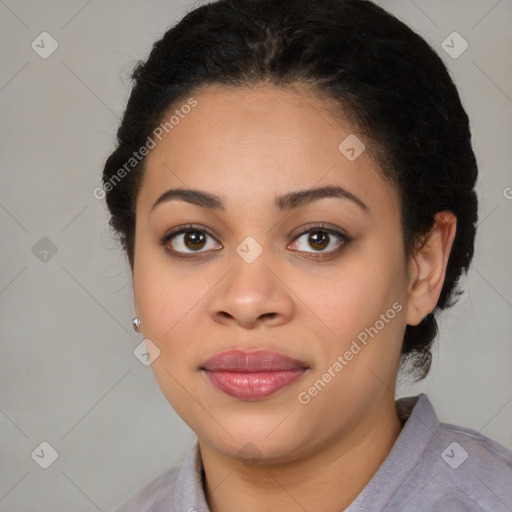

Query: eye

[161,224,221,256]
[289,224,350,258]
[160,223,351,260]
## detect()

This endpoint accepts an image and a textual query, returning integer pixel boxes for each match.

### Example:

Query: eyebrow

[150,185,369,213]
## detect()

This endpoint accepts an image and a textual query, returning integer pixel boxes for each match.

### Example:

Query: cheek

[136,273,209,345]
[303,253,407,363]
[133,248,205,407]
[133,240,202,342]
[309,267,387,335]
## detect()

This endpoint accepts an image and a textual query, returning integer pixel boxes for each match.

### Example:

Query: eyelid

[292,222,350,240]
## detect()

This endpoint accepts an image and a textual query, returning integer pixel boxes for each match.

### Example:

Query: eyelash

[160,223,351,261]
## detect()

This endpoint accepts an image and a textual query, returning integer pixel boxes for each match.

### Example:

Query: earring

[132,317,141,332]
[423,313,431,322]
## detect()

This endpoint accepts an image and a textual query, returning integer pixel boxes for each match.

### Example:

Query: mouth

[200,349,309,401]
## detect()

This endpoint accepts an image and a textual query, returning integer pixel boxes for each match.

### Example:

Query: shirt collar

[346,393,440,510]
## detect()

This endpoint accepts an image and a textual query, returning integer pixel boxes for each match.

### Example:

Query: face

[133,84,412,463]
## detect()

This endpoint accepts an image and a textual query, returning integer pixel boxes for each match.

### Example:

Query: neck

[200,395,403,512]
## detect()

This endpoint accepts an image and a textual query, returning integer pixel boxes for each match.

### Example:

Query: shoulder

[383,394,512,511]
[417,414,512,510]
[111,464,181,512]
[435,419,512,476]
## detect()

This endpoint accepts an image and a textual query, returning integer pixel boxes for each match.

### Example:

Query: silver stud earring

[132,317,141,332]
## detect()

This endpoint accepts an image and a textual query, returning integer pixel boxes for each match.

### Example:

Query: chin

[196,419,310,465]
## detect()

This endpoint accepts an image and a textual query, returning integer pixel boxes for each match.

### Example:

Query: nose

[208,251,294,329]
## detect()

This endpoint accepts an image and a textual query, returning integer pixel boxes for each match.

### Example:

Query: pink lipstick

[201,349,308,400]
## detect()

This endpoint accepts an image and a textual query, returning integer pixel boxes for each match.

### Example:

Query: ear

[406,211,457,326]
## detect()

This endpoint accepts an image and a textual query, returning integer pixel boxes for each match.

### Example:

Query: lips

[201,350,309,400]
[201,349,309,372]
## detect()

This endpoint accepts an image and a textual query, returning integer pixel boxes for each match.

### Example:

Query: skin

[132,83,457,512]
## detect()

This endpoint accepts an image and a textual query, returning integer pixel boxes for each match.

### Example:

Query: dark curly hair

[102,0,478,382]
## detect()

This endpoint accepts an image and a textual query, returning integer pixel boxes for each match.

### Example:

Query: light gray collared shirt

[112,393,512,511]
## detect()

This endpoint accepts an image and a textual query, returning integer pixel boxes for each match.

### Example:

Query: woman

[102,0,512,510]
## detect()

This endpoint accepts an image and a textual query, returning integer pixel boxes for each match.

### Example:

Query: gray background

[0,0,511,510]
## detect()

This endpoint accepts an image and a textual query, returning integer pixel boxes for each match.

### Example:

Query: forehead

[137,84,399,220]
